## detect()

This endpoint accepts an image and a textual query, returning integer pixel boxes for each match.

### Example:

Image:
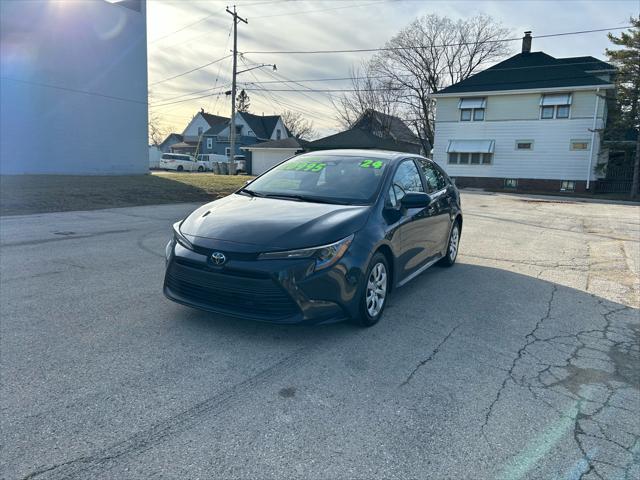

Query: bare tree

[281,110,318,140]
[336,15,512,150]
[333,61,400,132]
[148,109,166,146]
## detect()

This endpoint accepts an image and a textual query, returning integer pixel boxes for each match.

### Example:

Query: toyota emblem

[211,251,226,265]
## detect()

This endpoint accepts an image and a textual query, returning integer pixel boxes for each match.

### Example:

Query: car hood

[180,193,371,251]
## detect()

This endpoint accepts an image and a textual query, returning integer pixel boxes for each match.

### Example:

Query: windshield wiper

[262,193,350,205]
[238,188,265,198]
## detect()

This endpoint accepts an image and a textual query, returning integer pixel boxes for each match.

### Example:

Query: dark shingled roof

[353,110,422,145]
[239,112,282,139]
[555,56,615,72]
[437,52,613,95]
[200,112,229,127]
[305,129,421,154]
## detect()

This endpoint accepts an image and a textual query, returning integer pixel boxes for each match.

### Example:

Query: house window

[448,152,492,165]
[206,138,213,149]
[225,147,231,157]
[541,106,555,119]
[459,97,486,122]
[473,109,485,121]
[235,125,242,135]
[516,140,534,150]
[556,105,570,118]
[561,180,576,191]
[504,179,518,189]
[570,140,589,150]
[540,93,572,119]
[197,127,203,136]
[276,129,282,139]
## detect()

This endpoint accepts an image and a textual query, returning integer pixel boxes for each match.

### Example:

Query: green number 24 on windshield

[360,160,384,169]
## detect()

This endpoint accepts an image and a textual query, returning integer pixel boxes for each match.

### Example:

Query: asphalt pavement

[1,192,639,479]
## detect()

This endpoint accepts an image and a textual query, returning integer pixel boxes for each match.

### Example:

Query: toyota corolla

[164,149,462,327]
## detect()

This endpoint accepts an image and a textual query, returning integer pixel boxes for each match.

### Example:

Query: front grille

[166,262,299,320]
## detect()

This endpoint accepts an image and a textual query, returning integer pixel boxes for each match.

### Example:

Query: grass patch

[0,172,253,216]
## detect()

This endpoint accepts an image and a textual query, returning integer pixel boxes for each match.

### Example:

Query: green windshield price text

[281,162,326,172]
[360,160,384,169]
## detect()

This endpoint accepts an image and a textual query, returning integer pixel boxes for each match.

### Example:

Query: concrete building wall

[0,0,148,175]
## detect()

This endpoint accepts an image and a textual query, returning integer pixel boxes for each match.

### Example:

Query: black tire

[197,166,204,172]
[354,252,390,327]
[176,165,184,172]
[439,220,460,267]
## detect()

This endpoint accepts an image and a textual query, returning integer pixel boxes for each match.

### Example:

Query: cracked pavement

[1,192,639,479]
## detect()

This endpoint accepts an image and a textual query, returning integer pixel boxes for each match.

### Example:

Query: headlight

[172,221,193,250]
[258,234,354,271]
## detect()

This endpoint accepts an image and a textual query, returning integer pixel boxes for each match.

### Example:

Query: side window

[418,159,447,192]
[392,160,424,203]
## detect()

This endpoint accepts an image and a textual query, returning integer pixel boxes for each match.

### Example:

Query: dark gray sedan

[164,149,462,326]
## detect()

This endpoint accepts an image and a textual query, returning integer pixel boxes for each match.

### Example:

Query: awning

[446,139,495,153]
[458,97,486,109]
[540,93,572,106]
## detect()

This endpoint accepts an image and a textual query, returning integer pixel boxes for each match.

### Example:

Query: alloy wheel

[449,225,459,261]
[366,262,387,317]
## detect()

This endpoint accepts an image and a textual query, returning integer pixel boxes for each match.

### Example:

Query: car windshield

[243,155,389,204]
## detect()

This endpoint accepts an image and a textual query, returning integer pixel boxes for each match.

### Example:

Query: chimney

[522,31,532,54]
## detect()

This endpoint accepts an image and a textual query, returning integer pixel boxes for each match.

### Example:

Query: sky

[146,0,638,138]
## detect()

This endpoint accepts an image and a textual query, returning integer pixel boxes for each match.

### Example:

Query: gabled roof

[436,52,613,95]
[239,112,282,139]
[159,133,183,148]
[200,112,229,127]
[353,109,421,145]
[305,129,421,154]
[242,137,306,150]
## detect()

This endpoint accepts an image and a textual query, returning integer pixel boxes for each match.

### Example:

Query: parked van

[159,153,206,172]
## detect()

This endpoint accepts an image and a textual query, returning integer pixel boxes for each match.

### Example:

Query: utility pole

[226,5,247,165]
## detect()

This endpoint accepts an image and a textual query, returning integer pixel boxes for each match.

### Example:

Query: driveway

[1,192,638,479]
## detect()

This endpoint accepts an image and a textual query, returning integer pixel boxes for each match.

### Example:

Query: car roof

[297,149,419,162]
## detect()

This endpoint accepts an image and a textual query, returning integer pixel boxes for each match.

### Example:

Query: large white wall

[0,0,148,175]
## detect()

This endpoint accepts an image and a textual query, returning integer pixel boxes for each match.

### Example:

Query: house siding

[433,89,606,183]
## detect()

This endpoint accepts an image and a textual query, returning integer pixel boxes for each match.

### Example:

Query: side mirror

[400,192,431,209]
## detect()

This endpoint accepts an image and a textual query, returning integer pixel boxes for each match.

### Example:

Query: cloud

[148,0,636,136]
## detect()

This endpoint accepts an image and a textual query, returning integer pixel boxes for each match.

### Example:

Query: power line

[242,26,632,55]
[249,1,385,19]
[149,54,232,86]
[2,76,147,105]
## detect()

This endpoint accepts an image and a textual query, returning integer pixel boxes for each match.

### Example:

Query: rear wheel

[197,166,204,172]
[439,221,460,267]
[176,165,184,172]
[354,252,389,327]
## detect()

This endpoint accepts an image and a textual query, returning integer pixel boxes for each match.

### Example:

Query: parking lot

[1,192,638,479]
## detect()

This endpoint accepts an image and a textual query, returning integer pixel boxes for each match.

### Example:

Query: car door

[387,159,438,282]
[417,158,453,256]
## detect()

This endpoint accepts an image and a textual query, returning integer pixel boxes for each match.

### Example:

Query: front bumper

[163,240,365,324]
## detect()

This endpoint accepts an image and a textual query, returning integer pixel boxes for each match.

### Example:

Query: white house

[241,137,305,175]
[431,32,615,193]
[0,0,148,175]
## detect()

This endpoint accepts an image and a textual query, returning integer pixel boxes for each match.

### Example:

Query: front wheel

[197,166,204,172]
[354,252,390,327]
[439,221,460,267]
[176,165,184,172]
